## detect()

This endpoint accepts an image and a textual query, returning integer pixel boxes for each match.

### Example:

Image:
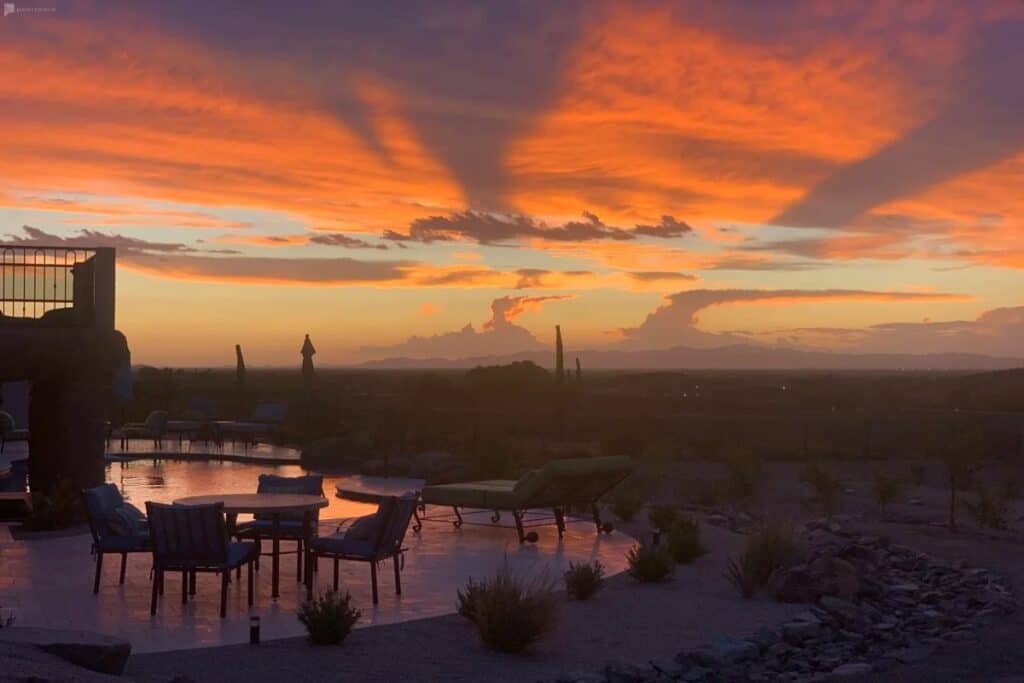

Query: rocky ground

[558,519,1016,682]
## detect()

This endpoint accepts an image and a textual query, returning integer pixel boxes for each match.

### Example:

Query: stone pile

[556,526,1015,683]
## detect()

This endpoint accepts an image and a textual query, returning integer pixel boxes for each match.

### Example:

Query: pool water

[105,459,423,523]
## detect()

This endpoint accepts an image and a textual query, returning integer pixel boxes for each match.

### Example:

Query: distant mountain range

[359,344,1024,371]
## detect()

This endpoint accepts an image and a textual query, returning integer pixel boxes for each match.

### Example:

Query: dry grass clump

[564,560,605,600]
[297,591,360,645]
[457,568,558,653]
[626,544,675,583]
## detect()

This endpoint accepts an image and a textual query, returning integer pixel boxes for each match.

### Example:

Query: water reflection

[105,460,401,521]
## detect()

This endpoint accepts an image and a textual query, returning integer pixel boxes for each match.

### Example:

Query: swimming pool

[105,459,423,522]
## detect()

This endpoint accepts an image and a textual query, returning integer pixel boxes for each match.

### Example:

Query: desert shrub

[872,472,902,517]
[564,560,605,600]
[965,485,1009,530]
[647,504,679,532]
[724,553,760,599]
[726,449,763,501]
[27,479,80,530]
[458,569,558,653]
[801,462,841,517]
[297,591,361,645]
[0,607,13,628]
[457,577,485,621]
[666,517,705,564]
[626,544,675,583]
[610,486,643,522]
[741,528,802,589]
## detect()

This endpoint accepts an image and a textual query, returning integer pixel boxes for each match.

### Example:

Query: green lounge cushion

[421,456,633,510]
[421,480,520,509]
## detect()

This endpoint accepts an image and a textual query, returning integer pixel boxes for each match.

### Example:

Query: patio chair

[146,501,258,618]
[306,494,417,605]
[0,410,29,454]
[233,474,324,579]
[419,456,633,542]
[165,398,218,443]
[218,402,288,445]
[82,484,151,594]
[116,410,168,448]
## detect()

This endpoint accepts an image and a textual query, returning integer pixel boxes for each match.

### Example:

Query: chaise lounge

[419,455,633,543]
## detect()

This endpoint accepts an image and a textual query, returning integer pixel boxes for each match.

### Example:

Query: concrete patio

[0,514,634,653]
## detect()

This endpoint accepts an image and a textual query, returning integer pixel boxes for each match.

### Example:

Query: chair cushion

[96,533,150,553]
[344,514,380,542]
[310,534,375,558]
[225,541,258,568]
[83,484,125,539]
[420,480,519,509]
[108,502,148,536]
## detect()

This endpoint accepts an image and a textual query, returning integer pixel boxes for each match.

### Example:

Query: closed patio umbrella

[301,334,316,388]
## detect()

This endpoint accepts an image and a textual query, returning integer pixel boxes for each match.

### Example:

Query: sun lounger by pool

[419,456,633,543]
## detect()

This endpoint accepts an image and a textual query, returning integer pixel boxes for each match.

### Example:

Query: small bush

[297,591,361,645]
[666,517,705,564]
[0,607,13,628]
[872,472,902,517]
[564,560,605,600]
[457,577,485,621]
[458,569,558,653]
[725,526,801,597]
[626,544,675,583]
[27,479,80,530]
[610,486,643,522]
[724,553,759,599]
[965,485,1009,530]
[647,504,679,532]
[801,462,841,517]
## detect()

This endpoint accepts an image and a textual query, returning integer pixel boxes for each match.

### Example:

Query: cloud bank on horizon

[1,1,1023,365]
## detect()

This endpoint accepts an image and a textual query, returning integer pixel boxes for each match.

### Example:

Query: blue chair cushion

[96,533,150,553]
[344,514,380,542]
[108,502,148,536]
[225,541,259,568]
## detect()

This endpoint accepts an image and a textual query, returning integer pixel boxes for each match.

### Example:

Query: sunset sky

[2,1,1023,365]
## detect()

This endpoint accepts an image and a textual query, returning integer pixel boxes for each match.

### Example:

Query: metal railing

[0,246,116,328]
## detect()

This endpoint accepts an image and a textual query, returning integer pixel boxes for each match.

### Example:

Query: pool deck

[0,515,635,653]
[104,439,302,464]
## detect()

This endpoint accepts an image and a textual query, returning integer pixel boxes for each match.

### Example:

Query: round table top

[172,493,328,514]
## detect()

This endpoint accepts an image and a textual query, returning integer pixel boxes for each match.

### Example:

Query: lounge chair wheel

[452,520,462,529]
[601,522,614,534]
[525,531,539,543]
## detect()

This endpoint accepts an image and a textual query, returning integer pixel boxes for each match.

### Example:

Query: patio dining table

[173,493,327,599]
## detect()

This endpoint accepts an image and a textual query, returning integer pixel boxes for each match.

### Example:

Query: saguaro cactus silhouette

[575,357,582,384]
[555,325,565,383]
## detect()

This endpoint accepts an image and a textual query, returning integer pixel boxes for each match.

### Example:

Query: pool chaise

[419,456,633,543]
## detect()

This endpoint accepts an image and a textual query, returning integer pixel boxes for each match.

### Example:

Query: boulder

[768,565,820,603]
[0,627,131,675]
[808,556,860,600]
